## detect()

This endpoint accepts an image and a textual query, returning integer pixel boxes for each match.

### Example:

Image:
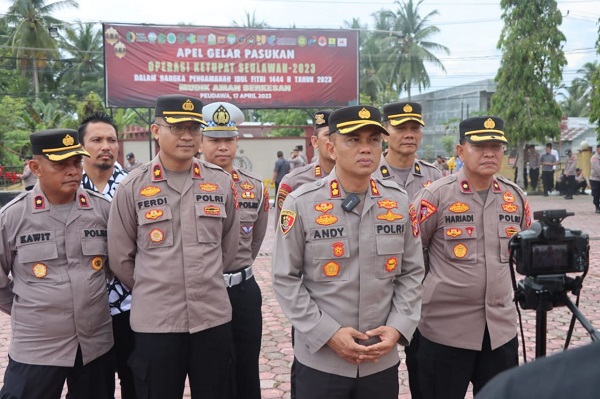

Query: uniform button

[316,181,323,187]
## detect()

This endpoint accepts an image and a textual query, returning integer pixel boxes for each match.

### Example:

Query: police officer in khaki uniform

[107,95,240,399]
[272,105,425,399]
[276,110,335,222]
[0,129,114,399]
[200,102,268,399]
[412,116,531,399]
[375,102,441,199]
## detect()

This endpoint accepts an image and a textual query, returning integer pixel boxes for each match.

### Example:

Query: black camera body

[509,210,588,276]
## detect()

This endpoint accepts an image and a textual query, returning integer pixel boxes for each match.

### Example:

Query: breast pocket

[375,234,404,279]
[137,205,174,249]
[311,239,351,282]
[443,225,478,264]
[498,223,520,263]
[18,241,64,284]
[195,202,227,243]
[81,238,108,278]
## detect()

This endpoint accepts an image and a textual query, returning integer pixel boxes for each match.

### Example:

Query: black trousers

[417,328,518,399]
[565,175,576,196]
[405,329,423,399]
[129,324,234,399]
[541,171,554,195]
[112,310,136,399]
[0,347,114,399]
[591,180,600,208]
[295,361,399,399]
[529,168,539,190]
[227,275,263,399]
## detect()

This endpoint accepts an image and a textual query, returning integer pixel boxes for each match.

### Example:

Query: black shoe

[596,208,600,214]
[564,195,573,200]
[581,192,588,195]
[544,193,548,197]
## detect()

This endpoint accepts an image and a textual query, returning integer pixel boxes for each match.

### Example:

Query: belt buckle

[224,274,232,288]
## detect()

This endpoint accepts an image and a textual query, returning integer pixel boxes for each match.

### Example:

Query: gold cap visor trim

[389,117,425,127]
[465,133,508,144]
[163,114,208,126]
[337,120,389,135]
[46,147,90,161]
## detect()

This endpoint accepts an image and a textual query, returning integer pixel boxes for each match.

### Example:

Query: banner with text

[103,24,359,109]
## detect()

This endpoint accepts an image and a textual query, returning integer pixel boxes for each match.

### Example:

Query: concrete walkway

[0,192,598,398]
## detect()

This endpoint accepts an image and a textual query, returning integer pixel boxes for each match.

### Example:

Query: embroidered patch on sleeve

[419,199,438,223]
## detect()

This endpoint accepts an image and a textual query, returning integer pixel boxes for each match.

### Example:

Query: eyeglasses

[156,123,202,136]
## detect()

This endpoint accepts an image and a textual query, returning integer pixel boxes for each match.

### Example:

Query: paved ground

[0,191,598,398]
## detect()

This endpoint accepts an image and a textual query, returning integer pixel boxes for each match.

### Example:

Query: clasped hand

[326,326,401,365]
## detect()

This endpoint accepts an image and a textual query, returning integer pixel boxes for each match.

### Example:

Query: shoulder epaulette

[201,160,226,172]
[376,177,408,194]
[497,175,527,202]
[0,191,28,213]
[289,178,322,199]
[237,168,263,182]
[84,189,111,204]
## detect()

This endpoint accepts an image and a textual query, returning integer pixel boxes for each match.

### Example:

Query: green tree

[491,0,566,187]
[0,96,30,166]
[253,109,312,137]
[3,0,79,99]
[379,0,449,99]
[558,82,589,117]
[590,21,600,138]
[58,21,103,97]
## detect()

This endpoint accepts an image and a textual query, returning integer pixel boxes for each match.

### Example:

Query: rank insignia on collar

[78,194,89,207]
[199,183,218,192]
[332,242,345,257]
[370,179,380,196]
[280,210,296,235]
[492,179,502,192]
[460,180,472,193]
[380,165,390,178]
[503,191,515,203]
[409,203,420,238]
[32,263,47,278]
[501,203,518,213]
[419,199,438,223]
[385,257,398,272]
[153,164,163,180]
[34,195,45,209]
[91,256,103,271]
[240,181,255,191]
[140,186,161,197]
[231,171,240,182]
[323,261,340,277]
[449,202,469,213]
[314,165,322,177]
[414,163,421,175]
[330,180,341,198]
[377,211,403,221]
[193,163,202,178]
[149,228,165,243]
[453,243,467,258]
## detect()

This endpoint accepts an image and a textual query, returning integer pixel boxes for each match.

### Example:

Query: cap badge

[315,113,325,125]
[32,263,47,278]
[213,105,231,125]
[403,104,413,113]
[484,118,496,129]
[358,107,371,119]
[182,99,195,111]
[62,134,75,146]
[91,256,103,271]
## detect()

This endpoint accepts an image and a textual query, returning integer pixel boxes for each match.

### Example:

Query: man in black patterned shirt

[79,112,136,399]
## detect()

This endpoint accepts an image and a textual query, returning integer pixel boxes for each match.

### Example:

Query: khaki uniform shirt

[275,162,330,224]
[272,168,424,378]
[374,155,442,199]
[108,156,240,333]
[412,168,531,350]
[591,153,600,182]
[564,154,577,176]
[228,168,269,271]
[0,186,113,366]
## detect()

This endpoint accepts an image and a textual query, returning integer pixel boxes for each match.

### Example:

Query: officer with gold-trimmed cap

[108,95,240,398]
[375,101,441,201]
[0,128,115,399]
[272,104,424,399]
[412,115,529,399]
[201,102,268,399]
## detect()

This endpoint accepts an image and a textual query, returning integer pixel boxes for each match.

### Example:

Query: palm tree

[58,21,103,95]
[3,0,78,99]
[383,0,449,99]
[232,11,268,28]
[572,61,599,113]
[558,82,589,117]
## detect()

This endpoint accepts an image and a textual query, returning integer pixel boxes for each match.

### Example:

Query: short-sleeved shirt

[274,158,290,183]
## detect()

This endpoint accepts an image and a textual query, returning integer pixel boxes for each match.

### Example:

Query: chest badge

[449,202,469,213]
[453,243,468,258]
[332,242,345,257]
[323,261,340,277]
[91,256,103,271]
[501,203,518,213]
[204,205,221,216]
[240,181,255,191]
[32,263,47,278]
[385,257,398,272]
[140,186,161,197]
[503,191,515,203]
[422,180,432,188]
[315,202,338,226]
[149,228,165,243]
[145,209,163,220]
[446,228,463,238]
[199,183,218,192]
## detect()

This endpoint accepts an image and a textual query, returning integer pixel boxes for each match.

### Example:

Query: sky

[1,0,599,95]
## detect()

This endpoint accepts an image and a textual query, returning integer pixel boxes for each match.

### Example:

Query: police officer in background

[563,149,577,200]
[79,112,136,399]
[0,129,114,398]
[375,101,442,399]
[108,95,240,399]
[200,102,268,399]
[276,110,335,221]
[375,102,441,199]
[412,117,530,399]
[272,105,424,399]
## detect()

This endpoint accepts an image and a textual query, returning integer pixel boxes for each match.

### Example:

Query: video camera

[509,209,588,276]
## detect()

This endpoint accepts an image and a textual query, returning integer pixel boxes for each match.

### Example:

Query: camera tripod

[516,275,600,358]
